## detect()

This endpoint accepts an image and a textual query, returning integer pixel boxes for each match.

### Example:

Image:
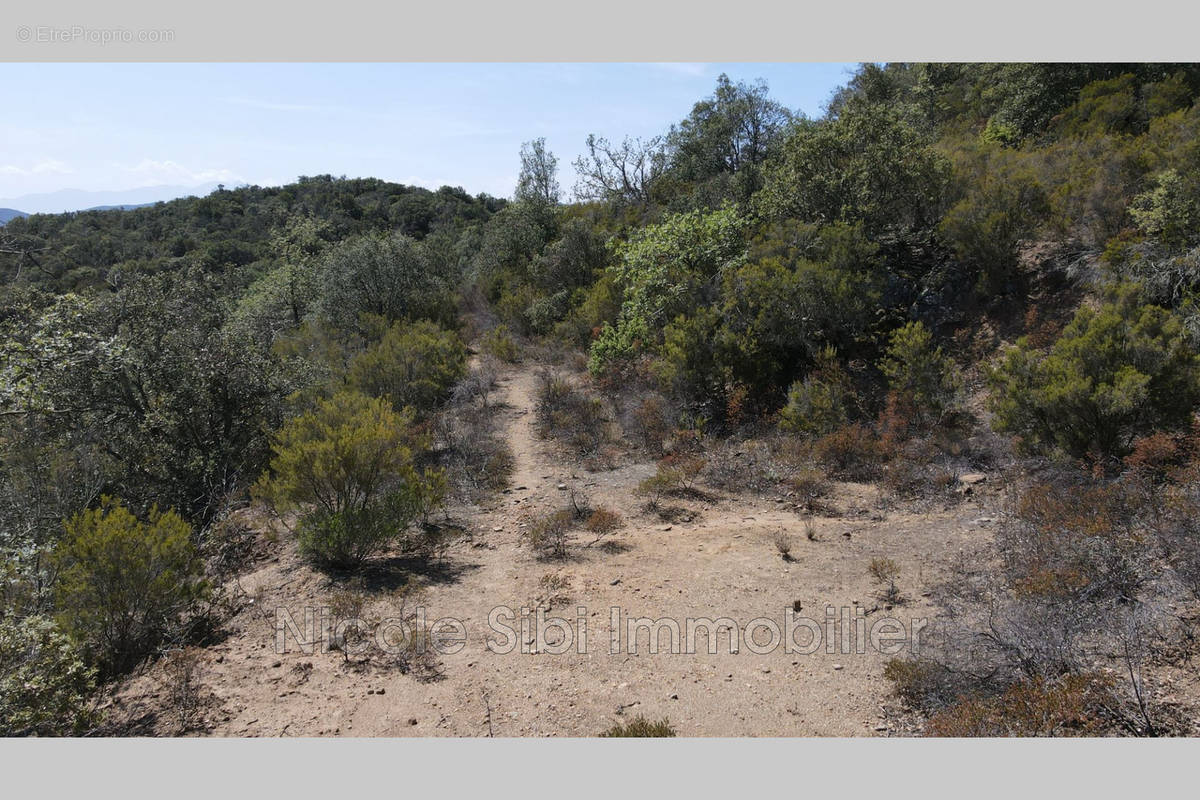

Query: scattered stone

[873,724,888,732]
[610,578,621,586]
[669,693,679,700]
[492,526,503,532]
[376,688,385,695]
[959,473,986,485]
[833,664,844,671]
[272,660,282,668]
[556,483,567,490]
[408,718,418,726]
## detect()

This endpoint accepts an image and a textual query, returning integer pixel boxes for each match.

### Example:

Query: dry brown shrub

[925,675,1114,737]
[813,423,886,481]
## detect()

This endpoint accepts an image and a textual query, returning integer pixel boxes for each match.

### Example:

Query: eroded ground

[104,363,1001,737]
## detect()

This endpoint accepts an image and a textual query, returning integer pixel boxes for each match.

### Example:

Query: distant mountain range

[0,182,230,218]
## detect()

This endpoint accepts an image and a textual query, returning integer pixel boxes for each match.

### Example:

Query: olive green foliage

[52,498,208,676]
[757,104,949,234]
[588,205,748,373]
[1,270,289,521]
[230,215,329,340]
[632,219,882,417]
[481,324,520,362]
[939,144,1048,296]
[318,231,455,333]
[516,137,560,205]
[779,348,852,436]
[0,177,502,294]
[599,716,676,737]
[255,391,445,568]
[1129,169,1200,249]
[990,288,1200,459]
[663,73,793,207]
[879,322,959,426]
[347,320,466,416]
[0,614,97,736]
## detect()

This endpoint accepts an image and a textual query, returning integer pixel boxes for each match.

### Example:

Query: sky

[0,63,857,211]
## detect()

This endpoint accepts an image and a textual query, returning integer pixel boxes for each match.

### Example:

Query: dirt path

[107,361,993,737]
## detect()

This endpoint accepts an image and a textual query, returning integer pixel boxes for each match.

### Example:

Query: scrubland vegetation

[5,63,1200,735]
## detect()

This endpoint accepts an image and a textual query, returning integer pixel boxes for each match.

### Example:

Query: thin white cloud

[122,159,243,186]
[647,63,711,78]
[0,158,73,175]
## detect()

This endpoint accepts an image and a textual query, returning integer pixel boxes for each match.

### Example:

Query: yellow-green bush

[52,498,207,676]
[347,320,466,416]
[255,391,445,568]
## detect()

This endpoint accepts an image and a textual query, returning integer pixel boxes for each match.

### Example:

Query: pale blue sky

[0,63,857,207]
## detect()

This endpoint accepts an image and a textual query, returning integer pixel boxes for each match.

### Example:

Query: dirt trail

[107,361,993,737]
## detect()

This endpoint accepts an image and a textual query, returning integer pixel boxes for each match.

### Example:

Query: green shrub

[347,320,466,416]
[52,498,208,676]
[0,614,97,736]
[989,287,1200,460]
[939,146,1047,296]
[1129,169,1200,249]
[317,232,453,333]
[255,392,445,569]
[779,350,852,437]
[599,716,676,737]
[879,322,959,427]
[481,324,520,363]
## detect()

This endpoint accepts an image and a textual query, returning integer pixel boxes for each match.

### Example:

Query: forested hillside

[4,63,1200,737]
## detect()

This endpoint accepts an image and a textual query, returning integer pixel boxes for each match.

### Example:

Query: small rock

[669,693,679,700]
[556,483,567,490]
[272,660,282,668]
[492,526,503,532]
[408,718,418,726]
[610,578,621,586]
[873,724,888,732]
[833,664,844,671]
[959,473,987,485]
[376,688,385,695]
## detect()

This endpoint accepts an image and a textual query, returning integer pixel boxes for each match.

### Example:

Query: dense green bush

[779,350,852,437]
[52,499,208,676]
[347,320,466,416]
[990,287,1200,460]
[757,104,949,234]
[318,231,454,333]
[255,392,445,568]
[879,321,959,427]
[589,205,748,373]
[0,614,97,736]
[939,145,1047,296]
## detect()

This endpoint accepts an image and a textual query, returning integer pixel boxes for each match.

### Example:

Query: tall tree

[516,137,560,205]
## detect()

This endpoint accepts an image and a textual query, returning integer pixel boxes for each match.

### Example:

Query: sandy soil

[103,362,1001,737]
